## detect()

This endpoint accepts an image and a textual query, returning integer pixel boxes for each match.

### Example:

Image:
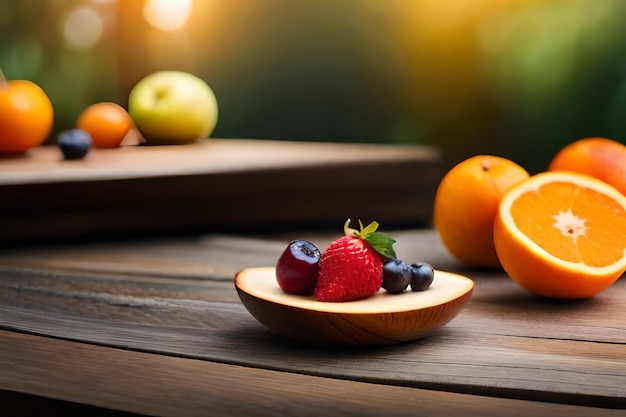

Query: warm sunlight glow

[143,0,193,32]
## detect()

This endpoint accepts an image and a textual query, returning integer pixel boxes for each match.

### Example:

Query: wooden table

[0,139,440,244]
[0,229,624,416]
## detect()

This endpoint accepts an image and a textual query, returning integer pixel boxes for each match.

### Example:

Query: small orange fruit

[77,102,133,148]
[0,71,54,153]
[434,155,530,267]
[494,171,626,299]
[549,137,626,195]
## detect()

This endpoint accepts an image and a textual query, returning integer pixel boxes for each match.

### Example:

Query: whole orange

[77,102,133,148]
[434,155,530,267]
[494,171,626,299]
[0,72,54,153]
[549,137,626,195]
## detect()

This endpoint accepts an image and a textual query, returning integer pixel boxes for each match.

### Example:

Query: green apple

[128,70,218,145]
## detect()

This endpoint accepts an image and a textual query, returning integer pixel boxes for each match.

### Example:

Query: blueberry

[58,129,92,160]
[382,258,412,294]
[410,262,435,291]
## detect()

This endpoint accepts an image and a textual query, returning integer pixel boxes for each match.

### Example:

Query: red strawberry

[314,219,396,302]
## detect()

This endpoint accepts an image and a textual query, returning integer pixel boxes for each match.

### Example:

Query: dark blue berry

[382,258,412,294]
[58,129,92,160]
[410,262,434,291]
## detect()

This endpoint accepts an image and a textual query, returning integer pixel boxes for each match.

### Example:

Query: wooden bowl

[235,267,474,346]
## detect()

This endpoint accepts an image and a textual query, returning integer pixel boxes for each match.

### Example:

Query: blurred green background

[1,0,626,173]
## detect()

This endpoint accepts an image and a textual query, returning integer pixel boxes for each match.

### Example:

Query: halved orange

[494,171,626,299]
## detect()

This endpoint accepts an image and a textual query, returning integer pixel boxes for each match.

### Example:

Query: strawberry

[314,219,397,302]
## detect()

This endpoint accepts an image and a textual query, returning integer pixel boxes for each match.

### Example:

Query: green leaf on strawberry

[343,218,397,259]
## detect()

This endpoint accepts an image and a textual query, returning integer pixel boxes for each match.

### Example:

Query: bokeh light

[1,0,625,171]
[63,6,104,49]
[142,0,193,32]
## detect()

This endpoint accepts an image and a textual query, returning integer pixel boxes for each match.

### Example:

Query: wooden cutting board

[0,139,441,244]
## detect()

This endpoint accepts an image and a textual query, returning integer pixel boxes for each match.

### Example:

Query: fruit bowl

[235,267,474,346]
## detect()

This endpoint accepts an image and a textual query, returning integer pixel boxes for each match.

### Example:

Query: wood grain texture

[0,230,625,412]
[235,267,473,345]
[2,331,623,417]
[0,139,440,244]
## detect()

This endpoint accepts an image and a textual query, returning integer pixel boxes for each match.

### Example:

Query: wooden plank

[1,294,623,408]
[0,331,623,417]
[0,139,436,183]
[0,139,440,244]
[1,390,138,417]
[0,230,624,408]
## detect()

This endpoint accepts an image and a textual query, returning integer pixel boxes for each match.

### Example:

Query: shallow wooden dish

[235,267,474,346]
